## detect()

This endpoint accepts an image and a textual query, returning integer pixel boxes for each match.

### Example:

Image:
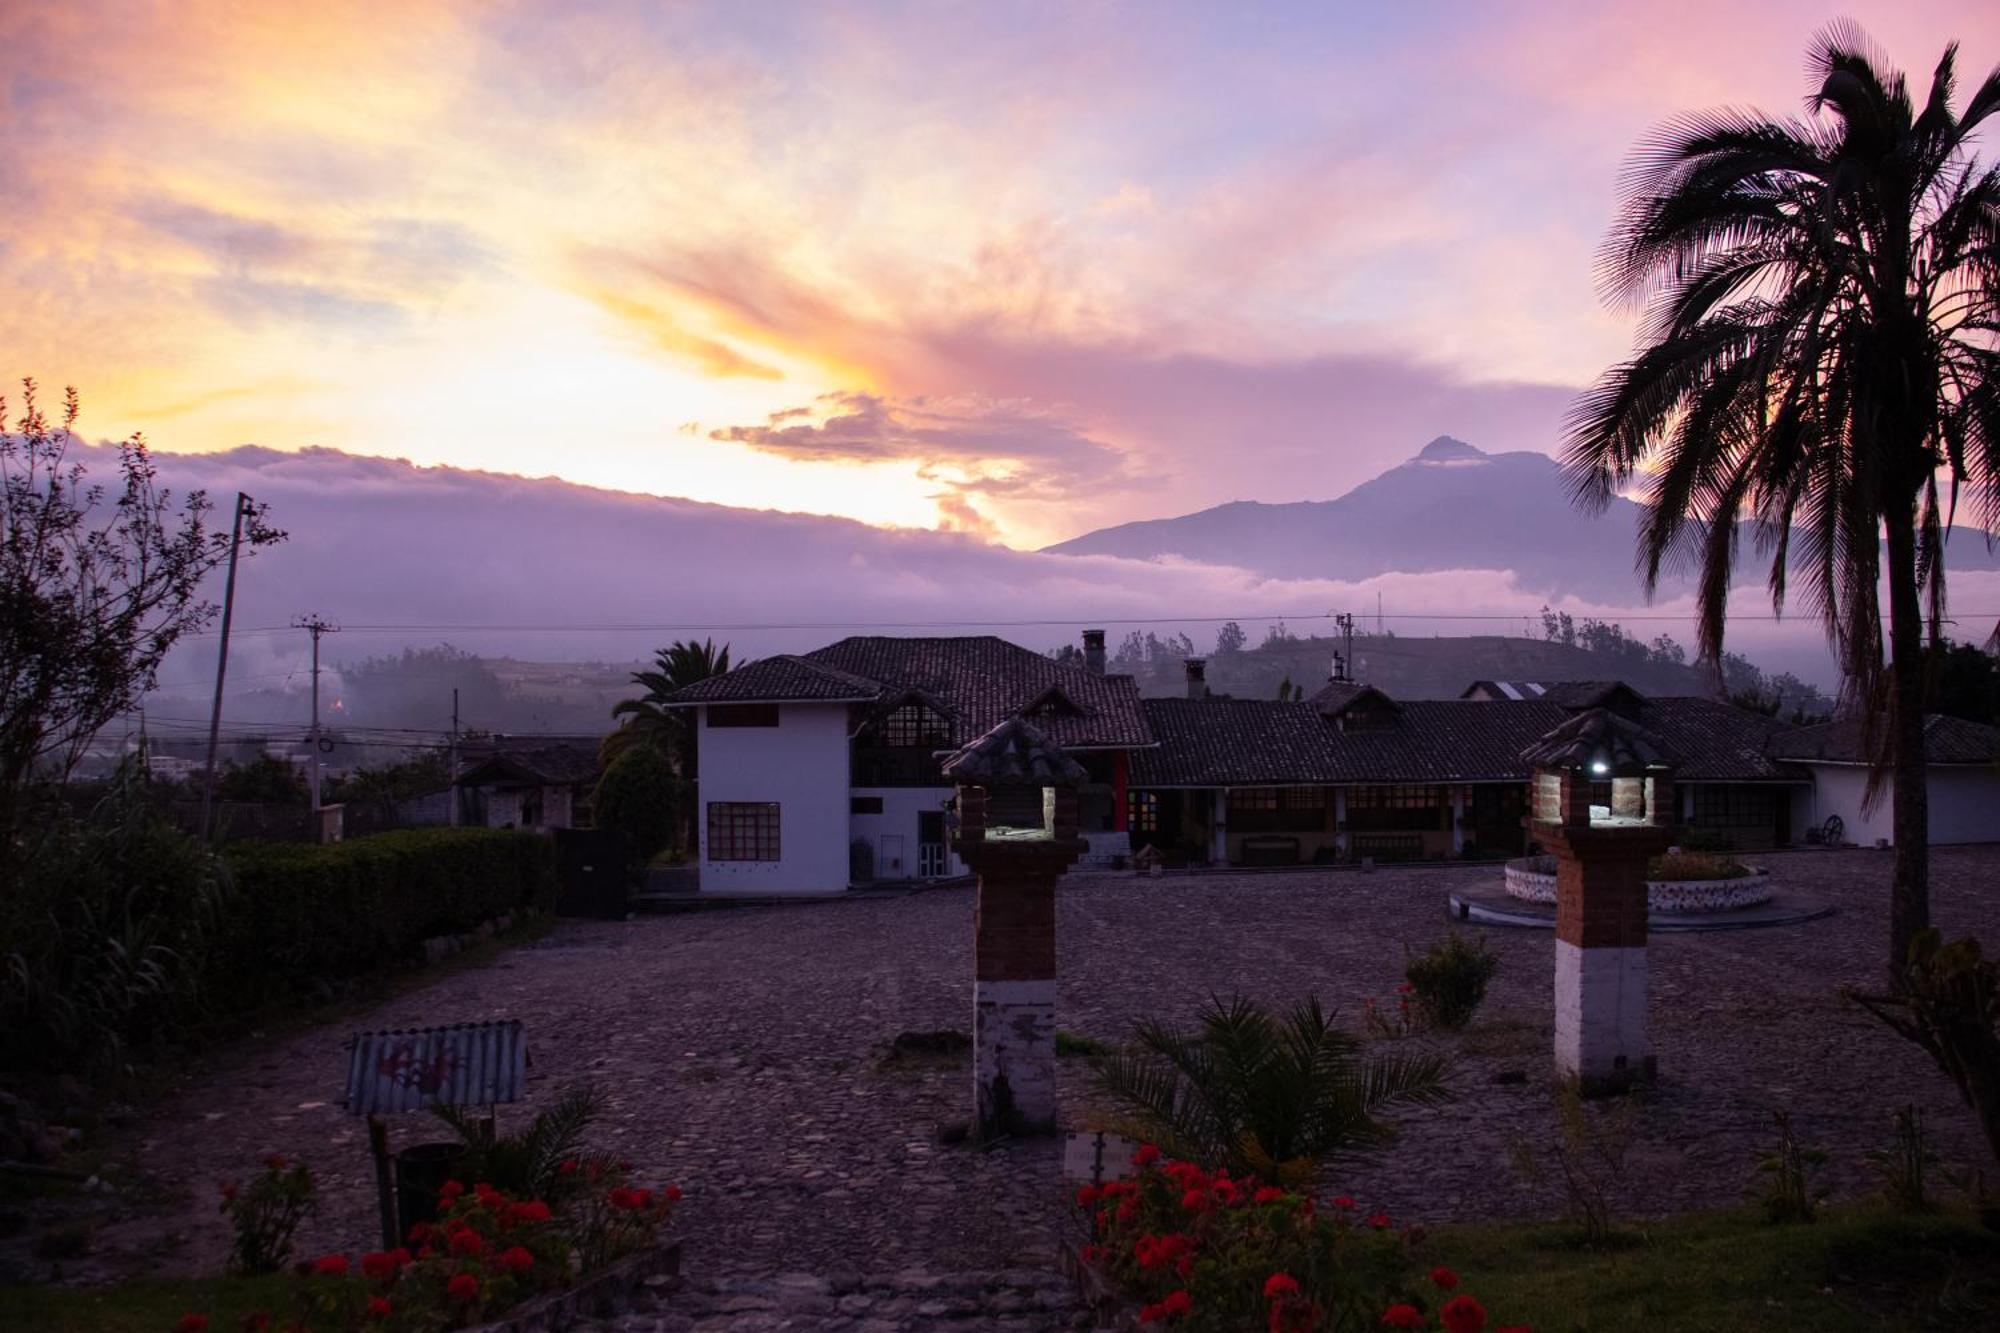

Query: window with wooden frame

[1691,785,1776,824]
[880,703,951,748]
[1129,790,1160,833]
[707,802,781,860]
[1344,784,1443,832]
[1227,786,1325,832]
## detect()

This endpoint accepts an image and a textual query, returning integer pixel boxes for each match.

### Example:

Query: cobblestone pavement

[40,845,2000,1306]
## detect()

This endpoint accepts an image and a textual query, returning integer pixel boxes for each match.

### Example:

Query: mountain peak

[1411,435,1486,464]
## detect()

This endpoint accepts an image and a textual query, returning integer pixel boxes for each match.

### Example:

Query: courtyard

[54,845,2000,1300]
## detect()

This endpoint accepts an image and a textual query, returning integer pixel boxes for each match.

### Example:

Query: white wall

[696,703,851,893]
[850,786,962,880]
[1804,764,2000,846]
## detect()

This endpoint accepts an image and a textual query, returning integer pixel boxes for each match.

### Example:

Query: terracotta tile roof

[940,718,1089,786]
[1771,714,2000,765]
[1519,708,1678,773]
[665,636,1152,750]
[454,742,601,788]
[1134,690,1802,787]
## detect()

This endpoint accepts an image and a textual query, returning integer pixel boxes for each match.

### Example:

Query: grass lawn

[1431,1205,2000,1331]
[0,1272,292,1333]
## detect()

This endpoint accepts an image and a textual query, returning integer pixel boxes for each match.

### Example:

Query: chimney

[1082,628,1106,675]
[1185,657,1208,699]
[1330,652,1348,683]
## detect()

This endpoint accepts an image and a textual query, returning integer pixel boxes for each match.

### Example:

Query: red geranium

[1133,1143,1161,1168]
[361,1251,398,1280]
[448,1228,485,1258]
[664,1184,683,1202]
[438,1179,466,1203]
[310,1254,349,1277]
[1366,1211,1392,1229]
[1253,1186,1286,1205]
[1431,1265,1460,1290]
[1440,1294,1488,1333]
[447,1272,480,1303]
[364,1296,392,1320]
[1139,1289,1194,1323]
[1332,1194,1355,1210]
[558,1158,578,1176]
[1381,1305,1424,1330]
[1262,1273,1301,1300]
[499,1244,534,1275]
[513,1200,553,1224]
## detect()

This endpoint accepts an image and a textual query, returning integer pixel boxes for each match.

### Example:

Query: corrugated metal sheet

[344,1021,527,1116]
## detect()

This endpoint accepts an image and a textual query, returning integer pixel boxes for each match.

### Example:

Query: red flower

[1253,1186,1286,1205]
[499,1245,534,1275]
[1210,1177,1240,1205]
[447,1272,481,1303]
[439,1179,466,1202]
[364,1296,392,1320]
[513,1200,553,1224]
[310,1254,349,1277]
[1139,1289,1194,1323]
[1332,1195,1356,1210]
[1381,1305,1424,1330]
[238,1315,271,1333]
[1366,1211,1392,1229]
[173,1316,210,1333]
[407,1222,433,1246]
[558,1159,578,1176]
[449,1228,486,1258]
[1440,1294,1488,1333]
[1133,1143,1162,1168]
[1179,1189,1210,1212]
[391,1247,412,1267]
[1263,1273,1301,1301]
[609,1186,642,1211]
[664,1184,683,1202]
[1076,1184,1101,1207]
[1175,1255,1194,1279]
[1431,1265,1459,1290]
[361,1251,398,1280]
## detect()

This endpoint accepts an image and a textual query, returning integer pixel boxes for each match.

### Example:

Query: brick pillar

[972,858,1064,1135]
[1543,823,1668,1092]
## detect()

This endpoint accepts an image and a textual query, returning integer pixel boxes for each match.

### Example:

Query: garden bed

[1503,856,1773,914]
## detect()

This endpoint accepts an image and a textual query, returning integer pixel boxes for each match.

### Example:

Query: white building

[1775,715,2000,847]
[666,635,1153,895]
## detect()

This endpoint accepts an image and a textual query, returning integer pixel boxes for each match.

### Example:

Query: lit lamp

[1521,708,1679,1092]
[942,717,1088,1137]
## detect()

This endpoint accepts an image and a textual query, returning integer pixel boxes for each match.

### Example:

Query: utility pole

[1334,612,1355,682]
[199,492,253,841]
[448,687,460,827]
[294,614,340,815]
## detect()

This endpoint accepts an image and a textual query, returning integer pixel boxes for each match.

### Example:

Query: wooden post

[367,1115,398,1248]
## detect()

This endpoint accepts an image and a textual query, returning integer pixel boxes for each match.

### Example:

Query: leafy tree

[1095,995,1451,1185]
[1,383,282,847]
[1929,640,1999,724]
[601,638,732,773]
[594,743,677,858]
[1261,621,1298,649]
[1564,28,2000,982]
[1214,621,1247,655]
[217,754,308,804]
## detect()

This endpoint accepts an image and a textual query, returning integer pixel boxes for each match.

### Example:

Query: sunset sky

[7,0,1998,549]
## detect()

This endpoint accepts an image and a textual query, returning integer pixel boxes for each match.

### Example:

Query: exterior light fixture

[1590,759,1609,775]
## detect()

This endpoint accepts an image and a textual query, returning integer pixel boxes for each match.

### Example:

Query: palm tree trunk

[1882,501,1930,990]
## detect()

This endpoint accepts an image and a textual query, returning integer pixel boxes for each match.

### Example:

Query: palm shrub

[1095,995,1451,1186]
[1404,933,1498,1030]
[593,745,677,860]
[1564,26,2000,984]
[431,1082,605,1203]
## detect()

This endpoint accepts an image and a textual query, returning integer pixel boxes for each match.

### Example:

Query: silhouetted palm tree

[602,639,733,848]
[1565,24,2000,985]
[1094,995,1451,1186]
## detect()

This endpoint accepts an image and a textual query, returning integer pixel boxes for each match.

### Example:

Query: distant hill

[1047,435,2000,602]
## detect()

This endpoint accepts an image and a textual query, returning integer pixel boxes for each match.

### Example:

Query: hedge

[217,827,556,999]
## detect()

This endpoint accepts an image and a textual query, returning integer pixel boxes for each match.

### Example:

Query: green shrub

[592,746,676,859]
[1648,850,1750,881]
[0,791,227,1074]
[1675,827,1736,854]
[1754,1110,1829,1224]
[217,828,555,999]
[1405,932,1499,1030]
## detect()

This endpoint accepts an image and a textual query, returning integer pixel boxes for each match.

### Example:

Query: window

[707,802,780,860]
[1228,787,1325,832]
[1345,785,1443,832]
[1129,790,1160,833]
[880,703,951,748]
[1692,785,1776,825]
[708,704,780,728]
[850,795,884,815]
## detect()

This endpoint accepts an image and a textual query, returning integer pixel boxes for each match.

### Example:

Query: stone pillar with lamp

[1521,708,1679,1094]
[943,718,1088,1138]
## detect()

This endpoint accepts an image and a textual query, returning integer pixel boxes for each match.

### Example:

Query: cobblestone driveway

[79,846,2000,1291]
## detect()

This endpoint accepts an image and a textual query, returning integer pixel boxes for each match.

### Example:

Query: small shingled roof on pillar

[940,716,1088,787]
[1519,706,1679,775]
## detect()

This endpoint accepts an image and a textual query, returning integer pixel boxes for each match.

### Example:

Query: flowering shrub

[1403,933,1498,1031]
[219,1155,318,1274]
[195,1167,678,1332]
[1078,1146,1525,1331]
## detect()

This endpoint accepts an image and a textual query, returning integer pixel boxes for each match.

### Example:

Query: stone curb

[462,1239,683,1333]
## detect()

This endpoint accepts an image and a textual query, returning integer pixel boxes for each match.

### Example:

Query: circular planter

[1502,856,1773,914]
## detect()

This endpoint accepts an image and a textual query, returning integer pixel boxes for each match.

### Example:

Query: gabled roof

[664,654,882,705]
[941,718,1088,786]
[1311,681,1401,716]
[1771,714,2000,766]
[1132,689,1802,787]
[663,635,1152,750]
[1520,707,1678,773]
[455,743,600,789]
[1463,680,1645,711]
